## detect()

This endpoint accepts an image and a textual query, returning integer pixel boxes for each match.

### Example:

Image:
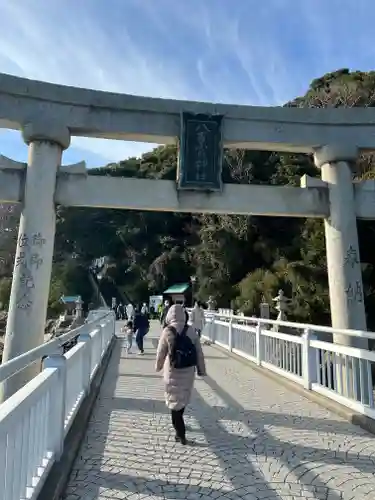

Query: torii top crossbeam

[1,72,375,153]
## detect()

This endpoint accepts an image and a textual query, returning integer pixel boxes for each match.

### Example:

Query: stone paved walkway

[64,322,375,500]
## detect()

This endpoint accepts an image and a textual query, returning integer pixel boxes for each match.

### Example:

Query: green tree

[46,69,375,328]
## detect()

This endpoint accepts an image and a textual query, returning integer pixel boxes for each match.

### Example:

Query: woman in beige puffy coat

[155,304,206,444]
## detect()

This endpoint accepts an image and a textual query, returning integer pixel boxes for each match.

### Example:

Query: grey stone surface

[1,72,375,152]
[55,175,329,217]
[22,121,70,149]
[64,321,375,499]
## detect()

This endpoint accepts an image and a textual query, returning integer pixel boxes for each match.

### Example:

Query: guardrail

[0,308,116,500]
[202,312,375,420]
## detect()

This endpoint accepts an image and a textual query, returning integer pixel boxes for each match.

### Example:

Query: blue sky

[0,0,374,168]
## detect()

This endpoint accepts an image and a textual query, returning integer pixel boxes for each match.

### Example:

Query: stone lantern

[207,296,216,311]
[272,290,291,322]
[260,295,270,320]
[75,296,83,319]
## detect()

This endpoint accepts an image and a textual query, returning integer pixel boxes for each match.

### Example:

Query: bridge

[1,309,375,500]
[2,72,375,499]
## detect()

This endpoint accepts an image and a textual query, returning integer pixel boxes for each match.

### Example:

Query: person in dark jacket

[133,307,150,355]
[117,303,125,320]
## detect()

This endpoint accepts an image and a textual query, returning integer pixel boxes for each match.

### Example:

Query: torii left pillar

[0,123,70,402]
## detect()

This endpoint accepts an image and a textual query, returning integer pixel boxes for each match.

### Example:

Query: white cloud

[0,0,199,162]
[0,0,375,162]
[0,1,190,97]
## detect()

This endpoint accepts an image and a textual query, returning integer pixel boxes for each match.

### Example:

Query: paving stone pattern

[64,321,375,499]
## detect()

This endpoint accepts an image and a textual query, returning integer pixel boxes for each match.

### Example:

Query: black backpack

[168,325,197,369]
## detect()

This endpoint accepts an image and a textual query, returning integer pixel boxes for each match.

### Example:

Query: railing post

[202,313,209,340]
[43,353,67,459]
[228,316,233,351]
[98,323,105,357]
[104,319,111,349]
[112,312,116,337]
[302,328,317,390]
[78,331,93,392]
[109,316,114,342]
[105,316,113,344]
[102,320,108,351]
[255,321,262,366]
[210,314,216,343]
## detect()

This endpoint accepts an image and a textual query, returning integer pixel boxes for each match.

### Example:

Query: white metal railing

[0,308,116,500]
[202,312,375,419]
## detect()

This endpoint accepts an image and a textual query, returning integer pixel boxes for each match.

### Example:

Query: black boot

[174,434,187,445]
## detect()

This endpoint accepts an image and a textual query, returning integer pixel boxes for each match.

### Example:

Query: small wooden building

[60,295,82,316]
[163,283,190,305]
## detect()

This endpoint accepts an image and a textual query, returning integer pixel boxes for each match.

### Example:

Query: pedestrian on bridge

[155,304,206,445]
[126,303,135,322]
[133,306,150,355]
[117,303,126,320]
[190,301,205,338]
[121,320,134,353]
[160,300,171,327]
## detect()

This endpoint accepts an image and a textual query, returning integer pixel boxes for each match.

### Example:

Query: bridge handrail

[0,308,116,500]
[209,310,375,340]
[203,313,375,423]
[0,310,112,383]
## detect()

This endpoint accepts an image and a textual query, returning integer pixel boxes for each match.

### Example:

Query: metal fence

[202,312,375,419]
[0,308,115,500]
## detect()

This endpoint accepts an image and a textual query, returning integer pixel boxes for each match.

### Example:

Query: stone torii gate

[0,72,375,400]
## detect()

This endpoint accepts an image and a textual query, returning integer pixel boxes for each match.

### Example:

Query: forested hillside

[2,69,375,327]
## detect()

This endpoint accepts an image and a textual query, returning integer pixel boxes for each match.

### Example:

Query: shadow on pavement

[63,336,374,500]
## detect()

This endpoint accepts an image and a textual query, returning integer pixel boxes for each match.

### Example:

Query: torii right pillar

[314,145,369,399]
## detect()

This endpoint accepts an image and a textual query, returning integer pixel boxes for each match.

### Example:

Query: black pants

[171,407,185,439]
[135,328,147,352]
